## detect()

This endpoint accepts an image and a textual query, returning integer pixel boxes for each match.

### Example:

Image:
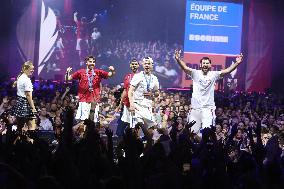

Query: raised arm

[89,13,98,24]
[65,67,73,81]
[73,12,78,23]
[220,53,243,77]
[174,49,192,75]
[61,86,70,101]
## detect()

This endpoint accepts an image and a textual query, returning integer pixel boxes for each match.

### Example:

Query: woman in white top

[12,61,37,131]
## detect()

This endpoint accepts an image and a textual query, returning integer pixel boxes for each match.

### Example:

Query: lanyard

[143,71,152,91]
[86,69,95,89]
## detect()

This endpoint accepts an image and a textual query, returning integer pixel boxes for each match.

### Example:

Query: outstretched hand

[236,53,243,64]
[174,49,182,60]
[66,67,72,73]
[108,66,115,71]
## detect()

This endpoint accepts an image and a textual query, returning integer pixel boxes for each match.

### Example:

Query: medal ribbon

[143,72,152,92]
[86,69,95,89]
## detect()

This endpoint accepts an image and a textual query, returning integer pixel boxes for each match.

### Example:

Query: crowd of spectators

[0,79,284,189]
[91,39,182,87]
[94,40,181,63]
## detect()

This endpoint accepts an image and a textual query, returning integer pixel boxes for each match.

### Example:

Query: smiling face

[86,57,96,70]
[142,57,153,74]
[26,65,34,76]
[142,59,153,74]
[55,116,62,125]
[200,57,212,74]
[23,62,34,77]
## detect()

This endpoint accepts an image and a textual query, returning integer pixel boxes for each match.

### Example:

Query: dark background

[0,0,284,92]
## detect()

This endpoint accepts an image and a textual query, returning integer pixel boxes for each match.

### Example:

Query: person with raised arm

[65,56,115,123]
[174,50,243,135]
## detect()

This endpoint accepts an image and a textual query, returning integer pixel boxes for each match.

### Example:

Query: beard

[88,65,95,70]
[201,66,210,73]
[131,68,138,72]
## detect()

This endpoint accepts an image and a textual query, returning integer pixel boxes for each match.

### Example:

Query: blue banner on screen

[184,0,243,55]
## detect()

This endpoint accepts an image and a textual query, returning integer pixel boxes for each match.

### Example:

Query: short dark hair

[81,17,87,22]
[200,57,211,64]
[85,56,96,62]
[130,58,138,64]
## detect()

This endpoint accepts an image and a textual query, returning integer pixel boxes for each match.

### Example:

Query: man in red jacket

[66,56,115,122]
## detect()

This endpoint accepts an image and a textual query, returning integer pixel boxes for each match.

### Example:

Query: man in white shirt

[128,57,160,130]
[91,27,101,41]
[174,50,243,135]
[91,27,101,55]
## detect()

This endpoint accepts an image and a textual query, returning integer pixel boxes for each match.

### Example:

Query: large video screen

[13,0,184,88]
[184,0,243,55]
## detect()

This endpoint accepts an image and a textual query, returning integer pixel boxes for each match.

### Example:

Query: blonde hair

[12,61,34,88]
[143,57,153,64]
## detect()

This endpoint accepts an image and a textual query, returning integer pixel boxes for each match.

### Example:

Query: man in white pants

[128,57,160,130]
[174,50,243,135]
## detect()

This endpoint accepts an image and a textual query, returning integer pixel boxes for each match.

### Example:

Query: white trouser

[75,102,100,122]
[188,107,216,135]
[121,105,137,128]
[131,103,156,128]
